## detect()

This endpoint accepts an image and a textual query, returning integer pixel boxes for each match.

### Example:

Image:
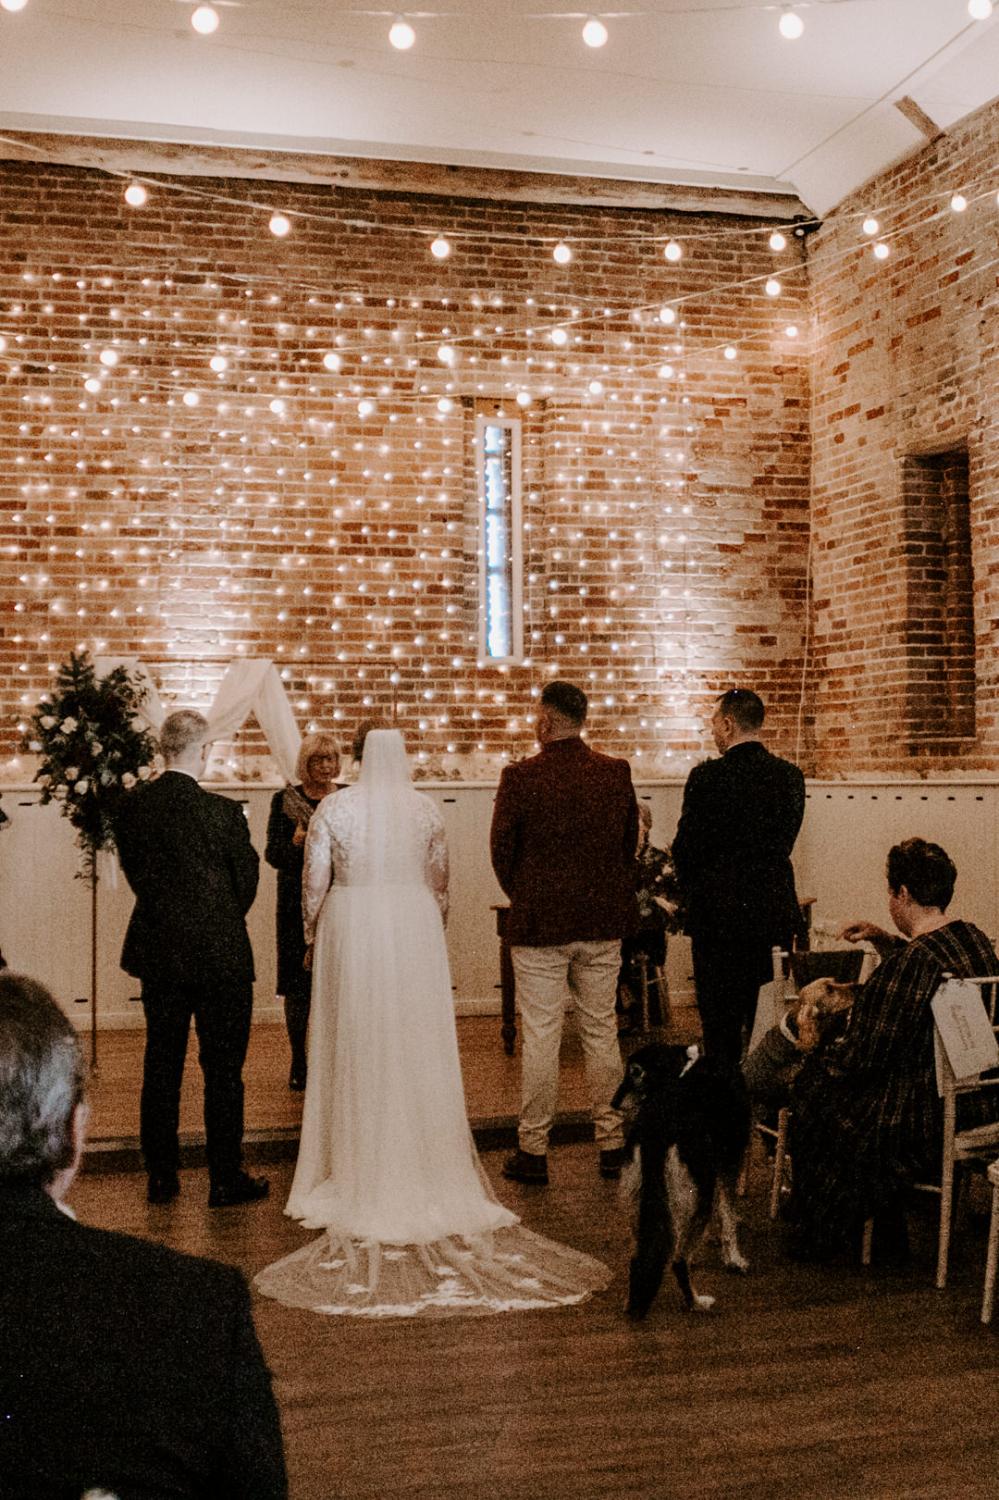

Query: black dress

[265,785,323,1081]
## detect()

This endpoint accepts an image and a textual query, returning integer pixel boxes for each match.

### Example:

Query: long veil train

[255,730,610,1319]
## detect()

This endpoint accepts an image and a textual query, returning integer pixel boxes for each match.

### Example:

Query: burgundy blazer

[490,737,639,947]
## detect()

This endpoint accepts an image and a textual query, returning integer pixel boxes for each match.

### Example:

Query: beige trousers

[511,940,624,1156]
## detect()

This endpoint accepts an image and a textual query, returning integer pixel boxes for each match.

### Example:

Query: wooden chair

[981,1157,999,1324]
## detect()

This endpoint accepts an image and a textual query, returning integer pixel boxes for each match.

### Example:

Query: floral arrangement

[27,652,157,875]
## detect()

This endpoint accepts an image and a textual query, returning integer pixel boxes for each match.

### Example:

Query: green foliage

[27,652,157,875]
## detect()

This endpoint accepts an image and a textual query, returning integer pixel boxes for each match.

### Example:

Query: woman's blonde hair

[295,731,342,786]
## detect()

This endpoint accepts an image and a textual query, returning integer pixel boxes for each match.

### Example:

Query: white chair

[981,1157,999,1324]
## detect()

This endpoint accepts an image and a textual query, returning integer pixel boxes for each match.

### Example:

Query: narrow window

[476,413,523,663]
[901,448,975,747]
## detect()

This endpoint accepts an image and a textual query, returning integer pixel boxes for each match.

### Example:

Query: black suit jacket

[115,771,259,988]
[490,737,639,946]
[0,1183,287,1500]
[671,740,805,946]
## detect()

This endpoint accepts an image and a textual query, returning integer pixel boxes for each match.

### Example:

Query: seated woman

[617,803,682,1032]
[787,837,999,1263]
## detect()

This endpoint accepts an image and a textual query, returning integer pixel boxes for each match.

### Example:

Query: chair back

[789,949,864,989]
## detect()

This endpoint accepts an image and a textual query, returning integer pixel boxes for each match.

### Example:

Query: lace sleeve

[425,803,450,924]
[302,802,334,944]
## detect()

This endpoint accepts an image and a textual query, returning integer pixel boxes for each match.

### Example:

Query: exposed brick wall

[808,95,999,775]
[0,160,810,773]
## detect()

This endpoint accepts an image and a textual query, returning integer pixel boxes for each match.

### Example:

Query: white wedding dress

[255,730,610,1319]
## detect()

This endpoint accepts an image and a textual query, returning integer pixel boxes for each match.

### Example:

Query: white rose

[138,764,152,781]
[60,717,78,733]
[28,739,42,752]
[40,715,57,729]
[90,740,103,755]
[65,766,79,781]
[122,771,137,789]
[37,774,51,787]
[53,785,67,800]
[74,778,89,795]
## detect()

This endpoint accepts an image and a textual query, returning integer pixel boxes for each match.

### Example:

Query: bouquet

[27,652,157,875]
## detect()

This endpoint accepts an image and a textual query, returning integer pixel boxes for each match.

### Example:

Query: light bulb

[950,192,968,212]
[322,352,342,372]
[663,240,682,263]
[123,182,148,208]
[765,278,781,297]
[769,230,787,251]
[785,324,799,338]
[659,306,676,324]
[516,391,532,406]
[191,4,219,35]
[358,399,376,417]
[657,364,674,379]
[581,15,608,47]
[430,235,451,260]
[269,398,286,415]
[84,378,101,394]
[268,213,291,238]
[99,349,119,367]
[550,328,568,347]
[873,241,891,260]
[552,242,572,265]
[210,354,228,373]
[778,8,804,39]
[436,344,456,364]
[389,17,416,49]
[862,216,880,236]
[587,379,604,396]
[436,397,454,414]
[0,0,30,11]
[968,0,993,19]
[723,345,738,360]
[182,391,201,407]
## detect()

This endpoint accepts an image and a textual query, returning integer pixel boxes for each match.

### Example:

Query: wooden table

[491,905,517,1054]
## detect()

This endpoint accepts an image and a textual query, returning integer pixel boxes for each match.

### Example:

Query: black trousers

[690,933,775,1068]
[140,977,253,1187]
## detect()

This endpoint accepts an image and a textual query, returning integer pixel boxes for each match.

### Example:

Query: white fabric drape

[94,656,301,781]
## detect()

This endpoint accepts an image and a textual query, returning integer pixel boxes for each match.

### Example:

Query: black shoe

[147,1174,180,1205]
[288,1064,307,1092]
[599,1148,627,1180]
[502,1150,549,1186]
[208,1173,270,1209]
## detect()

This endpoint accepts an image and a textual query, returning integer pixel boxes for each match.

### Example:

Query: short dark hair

[0,973,84,1185]
[540,680,588,725]
[716,688,765,732]
[886,838,957,911]
[351,719,385,762]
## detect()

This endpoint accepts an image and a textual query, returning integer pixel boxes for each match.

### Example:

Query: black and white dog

[612,1042,751,1317]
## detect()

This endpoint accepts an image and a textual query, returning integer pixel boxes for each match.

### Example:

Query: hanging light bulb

[358,399,376,417]
[209,355,228,373]
[581,15,608,47]
[389,16,416,49]
[663,240,682,263]
[862,216,880,236]
[769,230,787,251]
[950,192,968,212]
[516,391,532,406]
[83,377,101,394]
[552,242,572,265]
[587,379,604,396]
[123,182,148,208]
[723,346,738,360]
[0,0,29,9]
[873,242,891,260]
[659,306,676,325]
[436,397,454,414]
[99,349,119,367]
[268,212,291,238]
[785,325,799,338]
[322,352,342,372]
[182,391,201,407]
[190,5,220,35]
[437,344,456,365]
[657,364,675,380]
[968,0,993,19]
[430,235,451,260]
[778,7,804,39]
[765,278,781,297]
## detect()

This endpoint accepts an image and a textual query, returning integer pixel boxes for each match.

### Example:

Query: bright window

[476,414,523,663]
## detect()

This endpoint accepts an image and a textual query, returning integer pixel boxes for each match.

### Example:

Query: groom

[115,709,268,1208]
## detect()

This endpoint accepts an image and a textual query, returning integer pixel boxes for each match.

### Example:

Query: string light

[190,5,220,35]
[550,328,568,346]
[123,183,148,208]
[430,236,451,260]
[581,15,609,48]
[769,230,787,251]
[552,242,572,265]
[209,354,228,373]
[723,346,738,360]
[658,306,676,325]
[950,192,968,212]
[968,0,993,18]
[862,216,880,236]
[268,213,292,238]
[873,241,891,260]
[388,16,416,50]
[785,325,799,338]
[765,278,781,297]
[778,7,804,39]
[99,349,119,367]
[0,0,30,11]
[663,240,683,263]
[322,352,342,372]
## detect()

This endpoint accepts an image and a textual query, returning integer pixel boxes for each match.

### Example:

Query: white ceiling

[0,0,996,214]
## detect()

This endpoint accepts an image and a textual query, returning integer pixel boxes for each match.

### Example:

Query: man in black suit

[0,972,288,1500]
[115,709,268,1207]
[672,688,805,1065]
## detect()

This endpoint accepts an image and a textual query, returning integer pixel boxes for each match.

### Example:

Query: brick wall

[0,160,811,773]
[808,95,999,775]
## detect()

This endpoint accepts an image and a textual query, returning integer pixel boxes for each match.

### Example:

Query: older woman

[265,732,341,1089]
[787,838,999,1262]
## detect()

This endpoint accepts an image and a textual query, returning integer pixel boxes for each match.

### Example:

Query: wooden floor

[70,1145,999,1500]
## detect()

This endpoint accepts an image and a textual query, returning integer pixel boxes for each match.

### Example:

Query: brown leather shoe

[502,1149,549,1185]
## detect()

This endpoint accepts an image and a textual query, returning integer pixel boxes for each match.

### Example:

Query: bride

[255,729,610,1319]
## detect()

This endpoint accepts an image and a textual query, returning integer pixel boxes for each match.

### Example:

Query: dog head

[612,1042,699,1114]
